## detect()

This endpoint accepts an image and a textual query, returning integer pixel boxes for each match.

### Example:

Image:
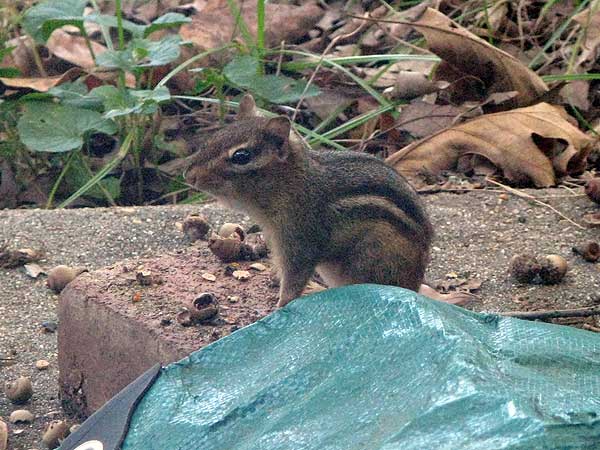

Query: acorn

[5,376,33,404]
[218,223,245,241]
[9,409,34,424]
[509,255,541,283]
[539,255,568,284]
[46,265,86,293]
[42,420,69,449]
[585,178,600,205]
[572,241,600,262]
[208,234,243,262]
[182,214,211,242]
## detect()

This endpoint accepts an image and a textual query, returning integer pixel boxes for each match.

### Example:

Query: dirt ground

[1,188,600,449]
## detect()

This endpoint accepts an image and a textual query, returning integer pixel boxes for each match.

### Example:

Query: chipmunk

[185,94,433,308]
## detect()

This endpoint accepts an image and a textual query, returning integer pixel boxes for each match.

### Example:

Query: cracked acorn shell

[9,409,34,424]
[42,420,70,449]
[182,214,211,242]
[509,255,541,283]
[573,241,600,262]
[218,223,245,241]
[5,376,33,404]
[47,265,86,293]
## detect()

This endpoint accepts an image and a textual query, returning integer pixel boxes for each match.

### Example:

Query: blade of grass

[529,0,591,69]
[58,131,133,208]
[272,49,390,106]
[282,54,440,71]
[225,0,255,51]
[156,45,232,88]
[46,150,77,208]
[542,73,600,82]
[172,95,347,150]
[256,0,265,66]
[309,102,397,144]
[570,104,600,137]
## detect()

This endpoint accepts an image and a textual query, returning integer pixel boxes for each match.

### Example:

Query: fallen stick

[499,306,600,320]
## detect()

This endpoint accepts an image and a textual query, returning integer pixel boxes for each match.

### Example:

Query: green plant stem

[115,0,126,90]
[256,0,265,74]
[80,27,97,63]
[89,0,114,50]
[46,150,76,208]
[30,43,48,78]
[59,131,134,208]
[115,0,125,50]
[79,153,117,206]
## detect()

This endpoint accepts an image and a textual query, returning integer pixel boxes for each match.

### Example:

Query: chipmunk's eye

[230,148,253,165]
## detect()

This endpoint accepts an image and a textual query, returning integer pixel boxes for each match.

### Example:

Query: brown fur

[185,95,433,307]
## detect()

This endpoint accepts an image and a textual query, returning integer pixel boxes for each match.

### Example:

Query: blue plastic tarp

[120,285,600,449]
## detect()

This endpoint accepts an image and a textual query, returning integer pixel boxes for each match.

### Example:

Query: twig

[485,178,586,230]
[500,305,600,320]
[290,14,368,123]
[583,323,600,332]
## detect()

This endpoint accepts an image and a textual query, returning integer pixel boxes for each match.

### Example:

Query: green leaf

[0,68,20,78]
[84,13,145,37]
[223,55,260,86]
[89,85,171,118]
[144,13,191,37]
[96,36,183,73]
[223,55,320,104]
[0,46,15,62]
[22,0,88,43]
[48,81,104,110]
[18,102,117,153]
[65,159,120,200]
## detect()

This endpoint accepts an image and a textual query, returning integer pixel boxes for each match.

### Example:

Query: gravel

[1,189,600,449]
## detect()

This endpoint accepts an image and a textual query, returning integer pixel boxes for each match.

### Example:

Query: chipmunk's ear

[265,116,291,159]
[237,94,258,119]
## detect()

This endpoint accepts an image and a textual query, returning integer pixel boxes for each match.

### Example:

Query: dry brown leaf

[2,37,38,77]
[408,8,548,108]
[0,67,82,92]
[573,0,600,68]
[395,101,466,138]
[386,103,595,187]
[180,0,323,52]
[46,29,107,69]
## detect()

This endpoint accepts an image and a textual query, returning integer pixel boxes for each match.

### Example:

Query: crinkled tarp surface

[121,285,600,450]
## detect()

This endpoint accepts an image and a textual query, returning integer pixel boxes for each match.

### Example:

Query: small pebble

[227,296,240,303]
[201,272,216,282]
[249,263,267,272]
[35,360,50,370]
[232,270,251,281]
[41,321,58,333]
